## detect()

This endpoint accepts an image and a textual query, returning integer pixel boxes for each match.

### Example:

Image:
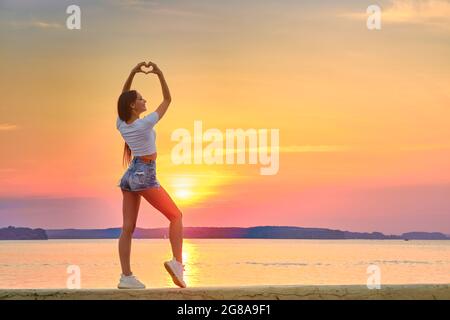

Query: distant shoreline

[1,226,449,240]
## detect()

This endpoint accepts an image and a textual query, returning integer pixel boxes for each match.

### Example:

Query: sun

[169,176,199,205]
[160,167,237,206]
[166,174,221,205]
[175,189,193,200]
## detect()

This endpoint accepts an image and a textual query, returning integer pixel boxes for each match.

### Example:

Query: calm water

[0,239,449,289]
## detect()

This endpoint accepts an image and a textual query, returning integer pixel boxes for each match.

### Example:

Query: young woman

[116,61,186,289]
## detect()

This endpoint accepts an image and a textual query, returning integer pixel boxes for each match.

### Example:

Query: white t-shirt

[116,111,160,156]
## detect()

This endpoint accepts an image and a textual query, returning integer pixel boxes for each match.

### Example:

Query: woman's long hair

[117,90,137,168]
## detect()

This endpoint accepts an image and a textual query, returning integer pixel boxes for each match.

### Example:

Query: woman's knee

[121,223,136,235]
[168,209,183,222]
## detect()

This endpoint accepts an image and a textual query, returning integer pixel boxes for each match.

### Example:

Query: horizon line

[3,225,449,236]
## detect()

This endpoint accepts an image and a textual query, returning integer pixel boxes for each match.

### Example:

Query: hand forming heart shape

[140,63,154,74]
[133,61,160,76]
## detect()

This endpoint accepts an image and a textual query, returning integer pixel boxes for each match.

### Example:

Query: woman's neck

[126,114,139,124]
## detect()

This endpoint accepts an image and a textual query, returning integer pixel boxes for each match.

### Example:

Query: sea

[0,239,449,288]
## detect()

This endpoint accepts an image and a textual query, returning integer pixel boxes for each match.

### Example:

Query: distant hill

[44,226,450,240]
[0,226,48,240]
[401,232,450,240]
[2,225,449,240]
[46,228,122,239]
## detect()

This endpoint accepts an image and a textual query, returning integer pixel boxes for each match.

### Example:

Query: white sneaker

[164,257,187,288]
[117,273,146,289]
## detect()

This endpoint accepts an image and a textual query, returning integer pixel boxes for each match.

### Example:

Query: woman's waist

[133,152,157,163]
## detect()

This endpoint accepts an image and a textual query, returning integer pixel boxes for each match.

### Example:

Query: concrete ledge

[1,284,449,300]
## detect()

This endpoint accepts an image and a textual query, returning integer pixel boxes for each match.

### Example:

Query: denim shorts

[117,157,160,192]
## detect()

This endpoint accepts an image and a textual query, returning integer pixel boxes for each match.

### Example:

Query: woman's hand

[131,61,147,75]
[146,61,162,76]
[122,62,146,92]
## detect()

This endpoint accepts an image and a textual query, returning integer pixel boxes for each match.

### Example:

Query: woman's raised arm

[148,61,171,120]
[122,62,146,93]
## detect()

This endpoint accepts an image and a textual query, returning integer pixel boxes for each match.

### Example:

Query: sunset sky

[1,0,449,234]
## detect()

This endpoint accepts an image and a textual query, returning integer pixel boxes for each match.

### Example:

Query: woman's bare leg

[139,185,183,263]
[119,190,141,276]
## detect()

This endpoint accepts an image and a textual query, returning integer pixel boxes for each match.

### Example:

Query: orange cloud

[0,123,18,131]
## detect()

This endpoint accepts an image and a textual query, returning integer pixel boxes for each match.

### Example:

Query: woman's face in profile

[133,91,147,114]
